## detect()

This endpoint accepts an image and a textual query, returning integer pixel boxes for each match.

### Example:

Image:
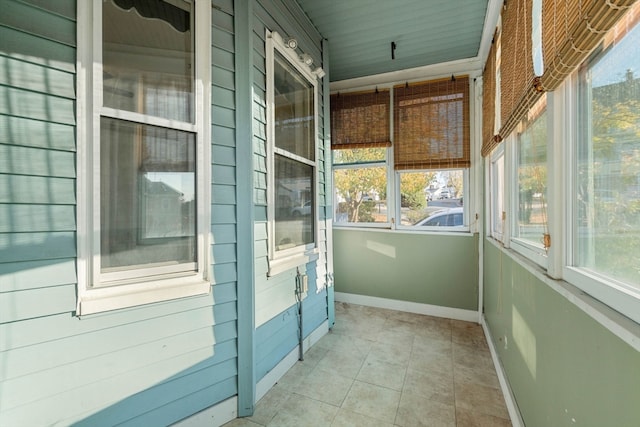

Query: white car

[414,207,463,227]
[291,201,311,217]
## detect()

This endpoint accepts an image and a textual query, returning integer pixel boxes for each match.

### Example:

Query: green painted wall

[333,229,478,311]
[483,240,640,427]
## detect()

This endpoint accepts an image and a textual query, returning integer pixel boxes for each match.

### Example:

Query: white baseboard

[171,396,237,427]
[256,320,329,401]
[334,292,479,323]
[481,315,525,427]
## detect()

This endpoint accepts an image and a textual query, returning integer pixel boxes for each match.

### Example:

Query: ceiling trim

[330,57,483,92]
[477,0,504,67]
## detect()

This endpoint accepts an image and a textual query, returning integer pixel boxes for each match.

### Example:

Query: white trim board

[171,396,237,427]
[481,315,525,427]
[334,292,478,323]
[256,320,329,402]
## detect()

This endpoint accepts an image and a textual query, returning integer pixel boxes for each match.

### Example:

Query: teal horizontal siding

[0,86,75,125]
[213,48,235,72]
[251,0,328,386]
[2,305,223,380]
[212,243,237,264]
[212,165,236,185]
[212,9,234,33]
[212,67,235,91]
[0,26,75,72]
[211,262,238,285]
[2,341,237,426]
[0,231,75,263]
[0,144,75,177]
[0,0,76,47]
[0,204,76,232]
[212,144,236,167]
[0,258,76,292]
[0,115,75,151]
[84,366,238,427]
[210,224,236,244]
[0,283,75,323]
[0,2,239,425]
[212,204,236,224]
[19,0,76,20]
[212,85,236,110]
[1,326,218,410]
[0,174,76,204]
[211,184,236,204]
[0,55,75,98]
[212,26,235,53]
[212,105,235,128]
[256,305,299,380]
[0,296,236,353]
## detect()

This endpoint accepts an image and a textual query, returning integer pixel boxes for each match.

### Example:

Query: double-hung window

[565,15,640,324]
[76,0,211,314]
[266,31,321,275]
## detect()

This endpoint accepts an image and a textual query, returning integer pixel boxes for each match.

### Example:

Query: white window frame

[494,17,502,135]
[562,36,640,324]
[508,96,549,268]
[76,0,211,315]
[395,168,470,233]
[330,75,476,235]
[489,144,506,242]
[332,147,392,229]
[266,30,322,276]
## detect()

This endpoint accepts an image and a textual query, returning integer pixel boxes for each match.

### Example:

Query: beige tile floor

[225,302,512,427]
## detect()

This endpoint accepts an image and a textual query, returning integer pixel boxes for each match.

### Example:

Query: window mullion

[100,107,197,133]
[273,147,316,167]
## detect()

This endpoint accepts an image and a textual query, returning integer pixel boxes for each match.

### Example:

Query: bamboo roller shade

[482,32,498,154]
[394,76,470,170]
[481,0,638,157]
[330,90,391,149]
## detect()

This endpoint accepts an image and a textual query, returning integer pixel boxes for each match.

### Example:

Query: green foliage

[334,148,387,222]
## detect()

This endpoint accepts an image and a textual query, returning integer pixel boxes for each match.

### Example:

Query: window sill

[486,238,640,352]
[509,237,548,268]
[77,275,211,316]
[268,250,319,277]
[334,226,475,237]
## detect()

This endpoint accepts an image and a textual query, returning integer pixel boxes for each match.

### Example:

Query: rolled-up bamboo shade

[541,0,638,91]
[481,34,498,156]
[330,89,391,150]
[482,0,638,157]
[498,0,540,147]
[394,76,470,170]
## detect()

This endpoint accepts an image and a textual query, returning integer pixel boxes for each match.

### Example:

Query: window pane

[275,155,314,250]
[103,0,194,122]
[576,21,640,288]
[516,106,547,245]
[334,167,387,224]
[492,153,505,236]
[410,170,464,227]
[274,51,315,161]
[333,147,386,164]
[100,118,196,272]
